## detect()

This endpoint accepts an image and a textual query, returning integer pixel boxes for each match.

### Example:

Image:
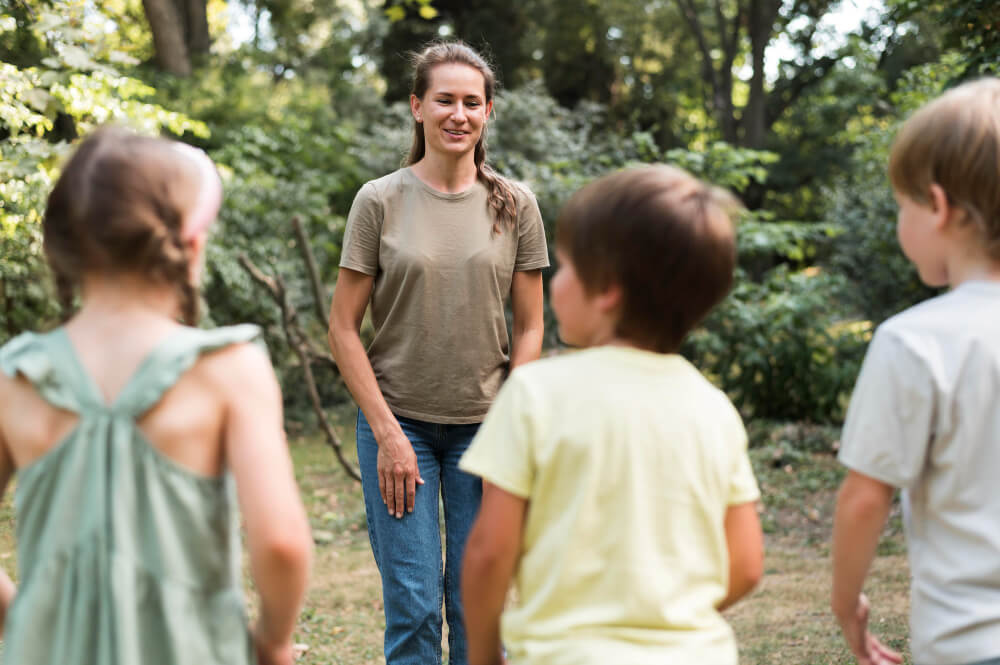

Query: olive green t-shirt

[339,167,549,424]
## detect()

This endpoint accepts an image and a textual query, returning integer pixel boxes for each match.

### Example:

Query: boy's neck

[944,244,1000,289]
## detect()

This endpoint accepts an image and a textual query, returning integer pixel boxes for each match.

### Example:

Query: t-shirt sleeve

[513,186,550,272]
[459,371,536,498]
[339,182,382,276]
[726,406,760,505]
[838,326,935,488]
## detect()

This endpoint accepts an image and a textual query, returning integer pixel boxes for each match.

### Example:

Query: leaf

[418,5,438,19]
[60,44,99,71]
[384,6,406,22]
[22,89,53,114]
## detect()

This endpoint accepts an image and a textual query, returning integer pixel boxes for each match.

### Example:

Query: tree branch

[238,254,361,483]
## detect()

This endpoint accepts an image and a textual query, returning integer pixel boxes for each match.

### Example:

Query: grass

[0,413,912,664]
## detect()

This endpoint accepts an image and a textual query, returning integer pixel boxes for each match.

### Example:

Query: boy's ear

[594,283,623,314]
[928,183,964,229]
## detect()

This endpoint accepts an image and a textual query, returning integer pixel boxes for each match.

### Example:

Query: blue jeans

[357,410,483,665]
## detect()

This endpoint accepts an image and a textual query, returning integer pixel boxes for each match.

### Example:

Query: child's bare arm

[717,501,764,611]
[831,470,902,665]
[220,345,313,661]
[0,393,16,634]
[462,482,527,665]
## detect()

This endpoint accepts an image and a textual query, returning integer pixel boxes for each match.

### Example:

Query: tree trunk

[142,0,191,75]
[744,0,780,148]
[184,0,211,55]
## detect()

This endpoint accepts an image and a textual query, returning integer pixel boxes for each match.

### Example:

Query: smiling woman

[327,41,549,665]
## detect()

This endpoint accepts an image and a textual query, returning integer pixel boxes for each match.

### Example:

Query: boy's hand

[837,593,902,665]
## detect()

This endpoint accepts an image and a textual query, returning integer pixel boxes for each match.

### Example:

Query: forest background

[0,1,998,661]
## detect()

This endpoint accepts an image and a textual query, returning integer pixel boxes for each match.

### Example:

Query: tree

[378,0,533,101]
[141,0,210,75]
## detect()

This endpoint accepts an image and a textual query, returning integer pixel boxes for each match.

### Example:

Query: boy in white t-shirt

[458,165,764,665]
[832,77,1000,665]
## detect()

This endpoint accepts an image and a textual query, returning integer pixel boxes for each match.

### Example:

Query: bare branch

[238,253,361,483]
[291,215,330,327]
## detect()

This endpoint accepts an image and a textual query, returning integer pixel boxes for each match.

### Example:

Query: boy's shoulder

[510,346,725,403]
[879,282,1000,349]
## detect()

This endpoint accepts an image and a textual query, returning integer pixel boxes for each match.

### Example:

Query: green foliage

[0,1,207,342]
[824,58,959,324]
[893,0,1000,80]
[684,266,870,423]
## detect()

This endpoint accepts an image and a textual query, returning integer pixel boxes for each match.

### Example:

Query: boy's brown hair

[889,77,1000,258]
[556,164,740,353]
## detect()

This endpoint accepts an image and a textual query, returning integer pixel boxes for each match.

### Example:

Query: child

[0,127,313,665]
[459,165,764,665]
[831,77,1000,665]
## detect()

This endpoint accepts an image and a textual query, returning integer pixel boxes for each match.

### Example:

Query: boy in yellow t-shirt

[459,165,764,665]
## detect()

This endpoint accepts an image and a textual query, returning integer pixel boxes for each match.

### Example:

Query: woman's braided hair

[44,127,207,325]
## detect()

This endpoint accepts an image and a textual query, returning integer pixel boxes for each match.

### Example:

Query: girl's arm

[509,269,544,370]
[462,482,528,665]
[220,344,312,663]
[717,501,764,611]
[0,415,15,634]
[328,268,422,519]
[831,470,902,665]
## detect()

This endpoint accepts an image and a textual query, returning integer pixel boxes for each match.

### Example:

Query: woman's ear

[410,94,423,123]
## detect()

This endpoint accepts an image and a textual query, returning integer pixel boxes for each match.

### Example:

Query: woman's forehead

[426,63,487,96]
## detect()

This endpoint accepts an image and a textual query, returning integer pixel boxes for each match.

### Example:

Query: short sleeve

[459,370,537,498]
[838,326,935,488]
[513,185,549,272]
[725,406,759,505]
[339,182,382,276]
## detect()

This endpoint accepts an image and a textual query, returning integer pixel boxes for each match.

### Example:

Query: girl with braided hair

[0,127,312,665]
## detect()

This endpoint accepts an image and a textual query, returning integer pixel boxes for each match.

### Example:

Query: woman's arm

[220,344,312,665]
[328,268,422,518]
[717,501,764,611]
[509,269,544,370]
[462,482,528,665]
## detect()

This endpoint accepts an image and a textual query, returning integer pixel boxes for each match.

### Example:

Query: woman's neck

[410,152,479,193]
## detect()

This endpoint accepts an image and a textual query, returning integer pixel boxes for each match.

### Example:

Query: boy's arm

[717,501,764,611]
[462,482,528,665]
[831,470,902,665]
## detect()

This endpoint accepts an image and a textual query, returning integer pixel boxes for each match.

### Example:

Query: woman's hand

[376,427,423,518]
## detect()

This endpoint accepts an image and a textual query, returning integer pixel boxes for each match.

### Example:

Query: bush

[684,265,870,423]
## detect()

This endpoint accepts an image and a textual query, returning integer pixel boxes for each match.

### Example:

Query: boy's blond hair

[889,77,1000,258]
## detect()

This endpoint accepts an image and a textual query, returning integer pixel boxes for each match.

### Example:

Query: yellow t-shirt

[459,346,760,665]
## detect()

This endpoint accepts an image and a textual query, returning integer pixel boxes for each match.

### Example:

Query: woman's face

[411,63,492,160]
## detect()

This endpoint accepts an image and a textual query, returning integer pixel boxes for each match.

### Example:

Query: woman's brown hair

[43,127,208,325]
[406,41,517,233]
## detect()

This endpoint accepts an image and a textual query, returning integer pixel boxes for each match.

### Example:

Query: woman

[328,42,548,665]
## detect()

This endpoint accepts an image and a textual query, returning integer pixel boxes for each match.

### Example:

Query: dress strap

[110,324,263,418]
[0,331,87,413]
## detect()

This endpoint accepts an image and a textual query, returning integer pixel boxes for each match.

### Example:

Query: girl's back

[0,320,263,664]
[0,126,312,665]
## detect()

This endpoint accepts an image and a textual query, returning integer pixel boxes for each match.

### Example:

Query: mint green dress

[0,324,261,665]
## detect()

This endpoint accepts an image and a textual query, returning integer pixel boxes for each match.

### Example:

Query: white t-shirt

[839,281,1000,665]
[460,346,759,665]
